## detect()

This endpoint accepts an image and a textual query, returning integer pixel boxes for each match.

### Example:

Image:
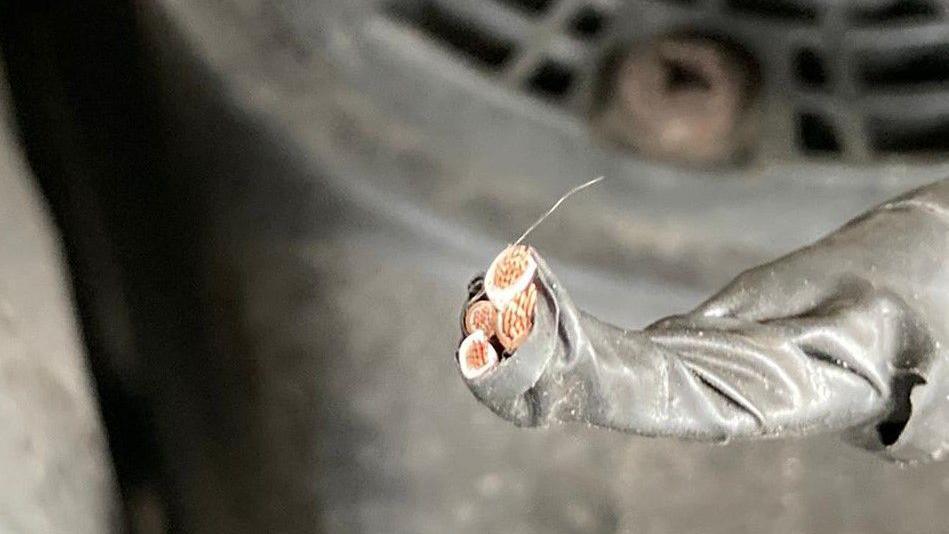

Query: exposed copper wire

[467,177,603,306]
[512,176,603,246]
[492,245,531,288]
[457,177,603,365]
[484,245,537,308]
[458,330,499,379]
[497,282,538,352]
[464,300,498,338]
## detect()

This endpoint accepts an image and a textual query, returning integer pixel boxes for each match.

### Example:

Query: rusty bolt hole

[593,34,761,167]
[662,59,713,93]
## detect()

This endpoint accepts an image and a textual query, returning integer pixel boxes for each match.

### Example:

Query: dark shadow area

[870,116,949,155]
[794,47,828,88]
[798,112,841,154]
[859,45,949,89]
[1,1,341,533]
[385,0,516,70]
[526,60,575,100]
[0,1,172,530]
[496,0,555,16]
[725,0,818,22]
[852,0,939,26]
[568,5,608,39]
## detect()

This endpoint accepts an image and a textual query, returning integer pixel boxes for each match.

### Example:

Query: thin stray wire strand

[469,176,605,303]
[513,176,604,245]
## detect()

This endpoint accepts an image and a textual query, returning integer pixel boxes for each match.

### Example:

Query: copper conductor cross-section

[458,330,499,379]
[492,245,531,287]
[497,282,538,352]
[485,245,537,308]
[464,300,498,338]
[467,343,488,368]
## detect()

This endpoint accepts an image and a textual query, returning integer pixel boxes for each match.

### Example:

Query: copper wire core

[497,283,538,351]
[464,300,498,337]
[485,245,537,308]
[465,340,490,370]
[458,331,499,379]
[492,245,532,289]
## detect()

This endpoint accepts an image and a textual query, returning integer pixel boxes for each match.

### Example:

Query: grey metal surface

[153,0,949,295]
[132,1,949,533]
[0,66,119,533]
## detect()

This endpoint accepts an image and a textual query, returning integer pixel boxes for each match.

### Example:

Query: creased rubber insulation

[458,179,949,463]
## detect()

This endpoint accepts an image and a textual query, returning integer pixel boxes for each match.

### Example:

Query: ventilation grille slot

[794,48,828,88]
[383,0,614,103]
[496,0,555,16]
[568,5,607,39]
[870,116,949,154]
[851,0,939,26]
[725,0,818,22]
[526,60,575,100]
[798,112,841,154]
[859,45,949,89]
[379,0,949,163]
[385,1,515,69]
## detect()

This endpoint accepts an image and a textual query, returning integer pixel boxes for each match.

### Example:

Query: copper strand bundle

[464,300,498,339]
[497,282,537,351]
[484,245,537,309]
[456,177,604,379]
[458,330,498,379]
[458,246,539,378]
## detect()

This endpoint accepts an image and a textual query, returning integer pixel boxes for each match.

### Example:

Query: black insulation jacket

[461,179,949,463]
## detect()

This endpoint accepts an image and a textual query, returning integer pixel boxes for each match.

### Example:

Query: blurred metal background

[5,0,949,532]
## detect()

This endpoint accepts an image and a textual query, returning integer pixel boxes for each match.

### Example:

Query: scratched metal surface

[132,1,949,532]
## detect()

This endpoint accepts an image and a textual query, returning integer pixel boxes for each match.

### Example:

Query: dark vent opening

[569,6,607,39]
[526,60,575,99]
[859,45,949,88]
[853,0,939,25]
[798,113,841,153]
[870,116,949,154]
[725,0,818,21]
[794,48,827,87]
[386,1,515,69]
[496,0,555,16]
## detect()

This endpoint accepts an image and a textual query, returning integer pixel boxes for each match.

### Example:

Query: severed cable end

[458,330,499,379]
[457,247,540,378]
[484,245,537,309]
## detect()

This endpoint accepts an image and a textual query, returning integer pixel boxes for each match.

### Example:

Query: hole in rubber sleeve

[877,372,926,446]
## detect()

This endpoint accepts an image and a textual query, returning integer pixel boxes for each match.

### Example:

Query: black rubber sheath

[461,179,949,463]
